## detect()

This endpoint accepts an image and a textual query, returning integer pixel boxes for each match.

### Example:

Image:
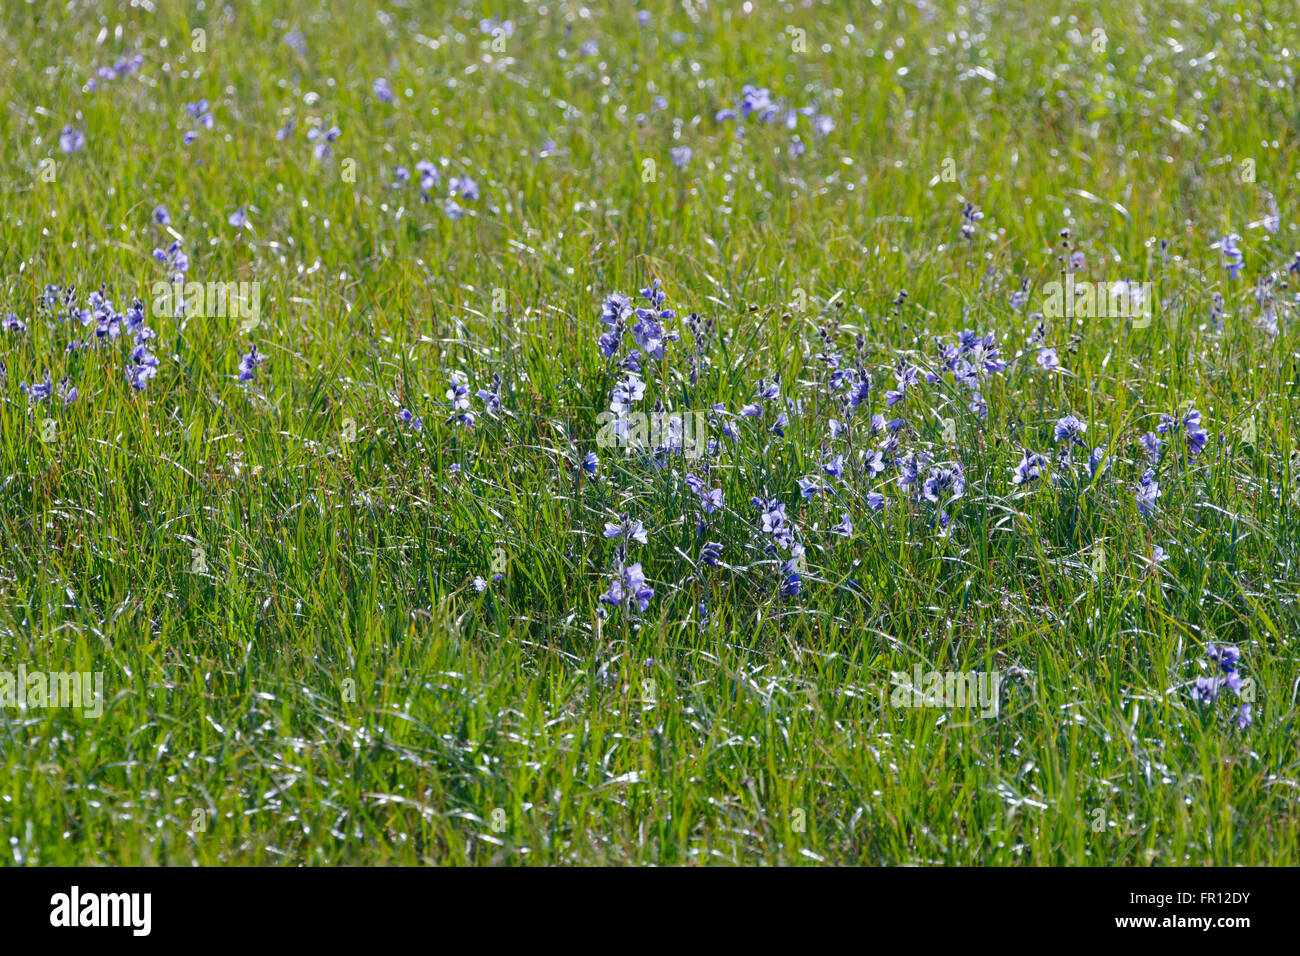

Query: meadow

[1,0,1298,865]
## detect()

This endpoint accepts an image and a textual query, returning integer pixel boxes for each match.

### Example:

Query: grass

[1,0,1298,865]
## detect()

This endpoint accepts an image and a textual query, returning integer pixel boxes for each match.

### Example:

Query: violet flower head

[602,293,633,327]
[600,562,654,612]
[1190,675,1222,703]
[798,476,826,499]
[684,474,723,513]
[884,365,918,406]
[603,518,649,545]
[779,558,802,598]
[415,160,439,193]
[922,463,966,503]
[446,372,471,411]
[610,373,646,415]
[1205,644,1240,674]
[1054,415,1087,445]
[1135,468,1160,515]
[185,99,214,126]
[1216,233,1243,279]
[863,448,886,476]
[182,100,214,143]
[1191,644,1250,726]
[598,327,623,358]
[1140,431,1162,464]
[446,372,476,427]
[755,497,787,535]
[398,408,423,432]
[898,452,929,494]
[449,176,479,201]
[306,124,342,160]
[1012,450,1049,486]
[237,344,264,382]
[476,385,502,417]
[640,278,667,309]
[1181,408,1209,455]
[480,18,516,37]
[59,126,86,153]
[1088,446,1110,479]
[22,371,55,402]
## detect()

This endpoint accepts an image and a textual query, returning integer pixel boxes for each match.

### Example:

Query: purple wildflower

[306,125,341,160]
[1140,431,1162,464]
[449,176,479,201]
[798,476,826,498]
[415,160,439,193]
[1190,675,1222,703]
[237,344,264,382]
[1054,415,1087,445]
[603,518,649,545]
[1206,644,1240,674]
[59,126,85,153]
[779,558,802,598]
[22,371,54,402]
[600,562,654,612]
[1012,450,1049,486]
[398,408,423,432]
[1088,446,1110,479]
[922,463,966,503]
[1216,233,1243,279]
[1135,469,1160,515]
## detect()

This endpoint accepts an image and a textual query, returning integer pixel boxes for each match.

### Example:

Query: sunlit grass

[0,1,1298,865]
